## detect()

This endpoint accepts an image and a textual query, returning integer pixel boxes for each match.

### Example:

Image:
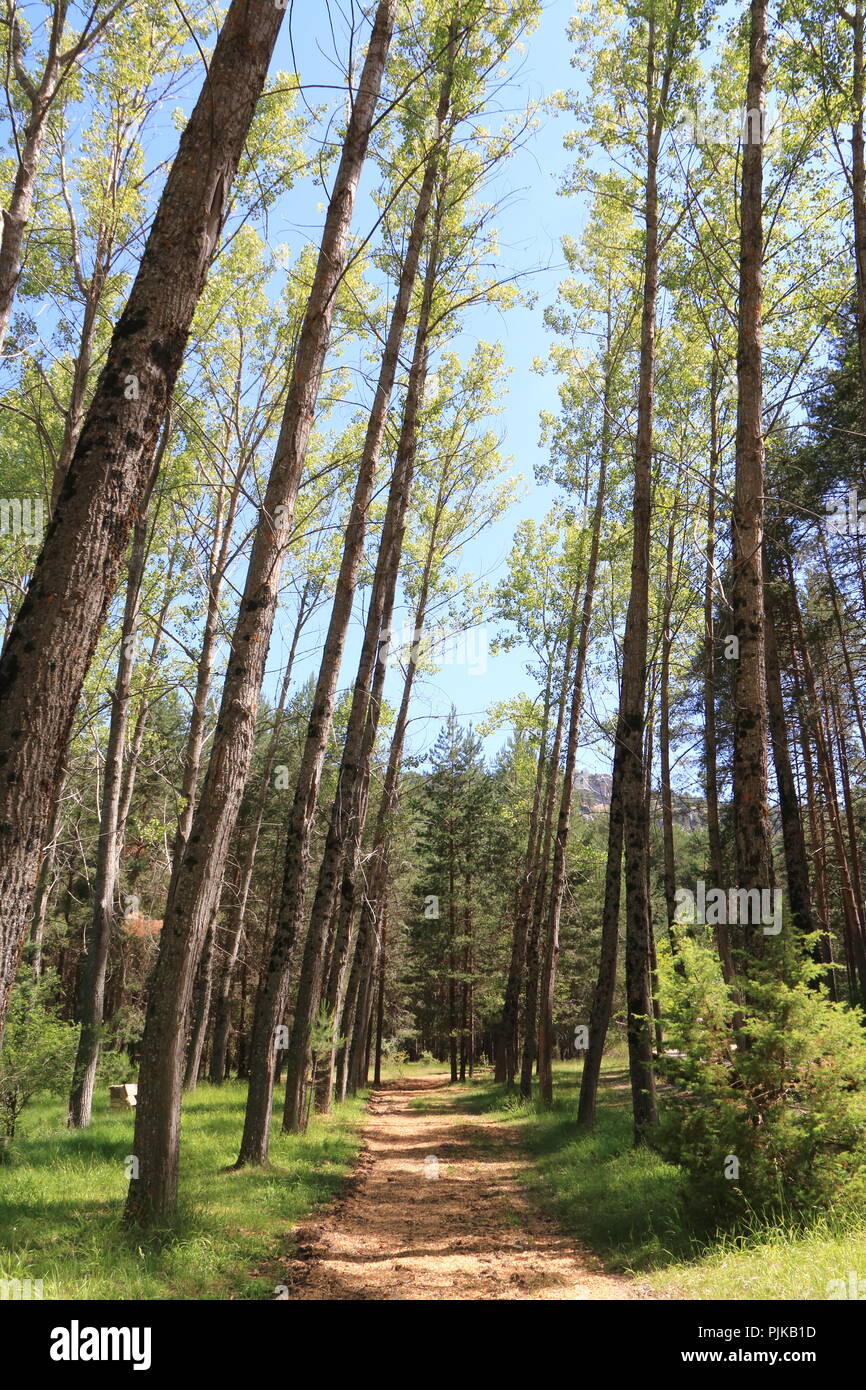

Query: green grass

[5,1055,863,1300]
[0,1081,368,1300]
[444,1054,866,1300]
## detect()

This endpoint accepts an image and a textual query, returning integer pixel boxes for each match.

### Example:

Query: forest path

[281,1072,652,1301]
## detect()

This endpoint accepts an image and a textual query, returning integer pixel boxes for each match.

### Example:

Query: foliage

[655,936,866,1218]
[0,975,78,1139]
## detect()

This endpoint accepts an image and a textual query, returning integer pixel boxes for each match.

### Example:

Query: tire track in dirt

[277,1073,655,1301]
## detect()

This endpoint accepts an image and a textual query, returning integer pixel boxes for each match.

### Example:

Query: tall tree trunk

[644,708,664,1053]
[314,872,360,1113]
[123,0,395,1227]
[617,13,677,1140]
[351,928,379,1093]
[520,619,574,1102]
[495,683,550,1085]
[703,373,734,980]
[851,0,866,429]
[659,503,677,937]
[373,910,388,1087]
[237,134,446,1163]
[537,456,608,1105]
[763,563,814,942]
[0,0,289,1048]
[730,0,774,937]
[281,348,424,1132]
[577,731,626,1128]
[340,920,372,1099]
[28,779,65,978]
[67,500,151,1127]
[209,592,309,1086]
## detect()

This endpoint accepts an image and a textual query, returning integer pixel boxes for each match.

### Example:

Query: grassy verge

[441,1054,866,1300]
[0,1081,368,1300]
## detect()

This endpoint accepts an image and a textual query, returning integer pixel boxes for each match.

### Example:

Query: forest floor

[4,1061,862,1299]
[276,1071,654,1301]
[0,1082,369,1299]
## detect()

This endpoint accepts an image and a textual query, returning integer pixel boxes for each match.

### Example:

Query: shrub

[655,933,866,1219]
[0,973,78,1139]
[379,1036,411,1071]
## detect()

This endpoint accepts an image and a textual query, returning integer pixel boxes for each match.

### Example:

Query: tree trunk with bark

[537,415,609,1104]
[123,0,395,1227]
[703,373,735,980]
[0,0,289,1049]
[659,504,678,938]
[616,16,675,1139]
[495,684,550,1085]
[850,0,866,429]
[237,136,447,1164]
[520,624,573,1101]
[730,0,774,936]
[67,501,151,1127]
[209,591,310,1085]
[763,561,814,943]
[281,357,423,1131]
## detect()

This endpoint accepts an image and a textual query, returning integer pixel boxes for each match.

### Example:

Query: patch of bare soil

[276,1073,655,1301]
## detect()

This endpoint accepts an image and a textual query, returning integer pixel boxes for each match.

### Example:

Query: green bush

[655,933,866,1219]
[379,1035,411,1071]
[0,974,78,1139]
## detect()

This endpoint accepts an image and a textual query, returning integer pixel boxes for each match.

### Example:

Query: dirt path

[278,1073,653,1301]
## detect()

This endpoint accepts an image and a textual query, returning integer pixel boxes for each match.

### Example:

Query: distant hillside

[573,770,706,832]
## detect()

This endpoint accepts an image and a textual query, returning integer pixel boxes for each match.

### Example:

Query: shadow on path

[273,1073,655,1301]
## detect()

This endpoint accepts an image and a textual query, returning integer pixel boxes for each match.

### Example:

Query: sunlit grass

[448,1053,866,1299]
[19,1052,861,1300]
[0,1081,368,1300]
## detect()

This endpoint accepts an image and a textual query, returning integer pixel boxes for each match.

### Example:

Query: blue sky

[277,0,590,768]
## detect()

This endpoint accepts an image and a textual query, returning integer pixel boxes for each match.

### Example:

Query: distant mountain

[573,771,614,817]
[573,769,706,832]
